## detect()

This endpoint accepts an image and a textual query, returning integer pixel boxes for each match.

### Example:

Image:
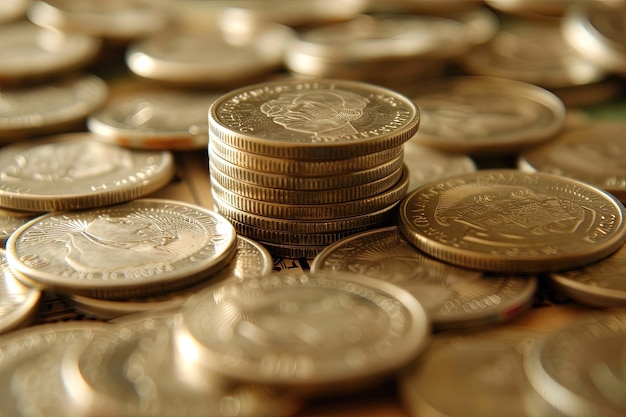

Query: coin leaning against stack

[208,78,420,259]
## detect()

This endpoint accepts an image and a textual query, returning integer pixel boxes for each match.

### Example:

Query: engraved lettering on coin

[260,90,369,139]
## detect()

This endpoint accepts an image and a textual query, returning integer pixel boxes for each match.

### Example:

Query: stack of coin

[208,78,420,258]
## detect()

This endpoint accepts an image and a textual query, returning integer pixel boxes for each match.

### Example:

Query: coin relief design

[399,170,626,273]
[6,199,237,297]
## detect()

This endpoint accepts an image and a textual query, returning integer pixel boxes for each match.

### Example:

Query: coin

[563,0,626,76]
[62,310,300,417]
[410,76,566,155]
[0,320,109,417]
[209,145,403,190]
[209,136,403,175]
[208,78,420,160]
[460,19,607,89]
[126,23,294,86]
[0,73,108,141]
[399,326,559,417]
[211,165,408,219]
[87,89,222,150]
[524,311,626,417]
[174,270,430,395]
[5,198,238,299]
[519,120,626,201]
[0,20,101,86]
[27,0,169,42]
[312,226,537,329]
[68,236,274,320]
[0,248,40,335]
[399,170,626,273]
[0,0,29,24]
[0,133,176,212]
[403,139,476,193]
[549,242,626,308]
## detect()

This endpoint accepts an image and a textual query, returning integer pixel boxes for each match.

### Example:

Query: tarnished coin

[0,133,175,212]
[549,242,626,308]
[311,226,536,329]
[404,139,476,193]
[5,199,237,299]
[461,19,607,89]
[524,311,626,417]
[62,310,300,417]
[0,73,108,141]
[27,0,169,42]
[518,120,626,202]
[0,20,101,86]
[68,236,273,320]
[563,0,626,76]
[399,326,559,417]
[0,208,40,248]
[88,89,222,150]
[399,170,626,273]
[0,248,40,335]
[126,23,294,86]
[0,321,109,417]
[410,76,566,155]
[208,78,420,160]
[175,270,430,394]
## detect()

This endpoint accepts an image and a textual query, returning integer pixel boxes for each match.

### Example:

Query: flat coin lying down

[399,170,626,273]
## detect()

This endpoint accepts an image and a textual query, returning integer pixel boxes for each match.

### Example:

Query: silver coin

[0,248,40,335]
[27,0,169,42]
[311,226,537,329]
[0,321,109,417]
[0,73,108,141]
[524,311,626,417]
[6,198,238,299]
[0,20,101,85]
[0,133,175,211]
[0,208,40,248]
[68,236,274,320]
[175,270,430,394]
[126,23,294,85]
[88,89,222,150]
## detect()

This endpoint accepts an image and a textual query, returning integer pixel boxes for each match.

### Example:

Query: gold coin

[208,78,419,160]
[399,170,626,273]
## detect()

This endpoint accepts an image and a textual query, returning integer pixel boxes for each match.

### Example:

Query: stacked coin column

[207,79,420,259]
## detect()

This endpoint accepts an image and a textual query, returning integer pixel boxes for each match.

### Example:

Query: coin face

[518,120,626,202]
[410,76,566,155]
[209,78,420,159]
[0,133,175,211]
[311,226,537,329]
[0,248,40,335]
[399,170,626,273]
[524,312,626,417]
[175,271,430,392]
[5,199,238,298]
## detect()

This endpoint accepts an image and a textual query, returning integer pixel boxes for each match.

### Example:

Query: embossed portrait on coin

[260,90,369,139]
[62,211,204,274]
[1,142,133,182]
[434,184,592,245]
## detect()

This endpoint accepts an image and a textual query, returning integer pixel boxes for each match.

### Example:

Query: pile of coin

[207,78,420,259]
